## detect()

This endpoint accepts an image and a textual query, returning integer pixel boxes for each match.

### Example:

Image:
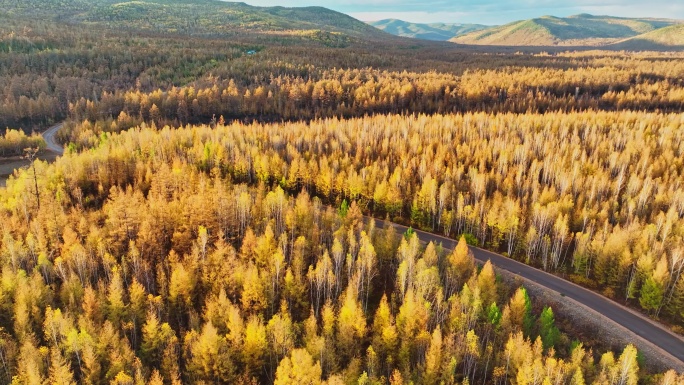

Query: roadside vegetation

[0,129,44,157]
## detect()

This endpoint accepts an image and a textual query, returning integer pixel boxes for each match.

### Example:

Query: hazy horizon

[238,1,684,25]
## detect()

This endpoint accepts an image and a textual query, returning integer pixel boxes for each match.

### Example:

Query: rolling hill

[610,24,684,50]
[368,19,489,41]
[452,14,682,47]
[0,0,391,42]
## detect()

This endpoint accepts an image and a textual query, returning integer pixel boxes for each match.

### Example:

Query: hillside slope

[369,19,488,41]
[452,14,681,46]
[0,0,390,41]
[611,24,684,50]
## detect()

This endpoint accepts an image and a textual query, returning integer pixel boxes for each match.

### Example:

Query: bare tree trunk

[24,147,41,210]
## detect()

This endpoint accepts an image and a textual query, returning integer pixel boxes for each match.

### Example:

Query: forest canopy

[2,119,682,384]
[1,0,684,383]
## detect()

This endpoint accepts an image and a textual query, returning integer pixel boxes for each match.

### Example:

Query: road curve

[369,217,684,365]
[42,123,64,155]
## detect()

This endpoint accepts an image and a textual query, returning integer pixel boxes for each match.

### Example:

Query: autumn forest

[1,0,684,384]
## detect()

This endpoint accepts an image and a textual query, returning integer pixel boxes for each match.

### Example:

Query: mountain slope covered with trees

[0,0,388,40]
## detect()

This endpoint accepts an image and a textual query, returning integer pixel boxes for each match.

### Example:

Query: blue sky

[241,1,684,25]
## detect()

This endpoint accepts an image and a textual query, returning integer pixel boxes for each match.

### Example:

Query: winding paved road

[370,218,684,366]
[0,124,63,187]
[42,123,64,154]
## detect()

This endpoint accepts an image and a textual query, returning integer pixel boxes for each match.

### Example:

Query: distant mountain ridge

[3,2,682,51]
[451,14,684,48]
[368,19,489,41]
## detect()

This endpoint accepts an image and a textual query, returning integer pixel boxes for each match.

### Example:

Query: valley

[368,19,489,41]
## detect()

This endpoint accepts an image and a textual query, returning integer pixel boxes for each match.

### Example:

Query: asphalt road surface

[42,123,64,154]
[0,124,62,187]
[370,217,684,365]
